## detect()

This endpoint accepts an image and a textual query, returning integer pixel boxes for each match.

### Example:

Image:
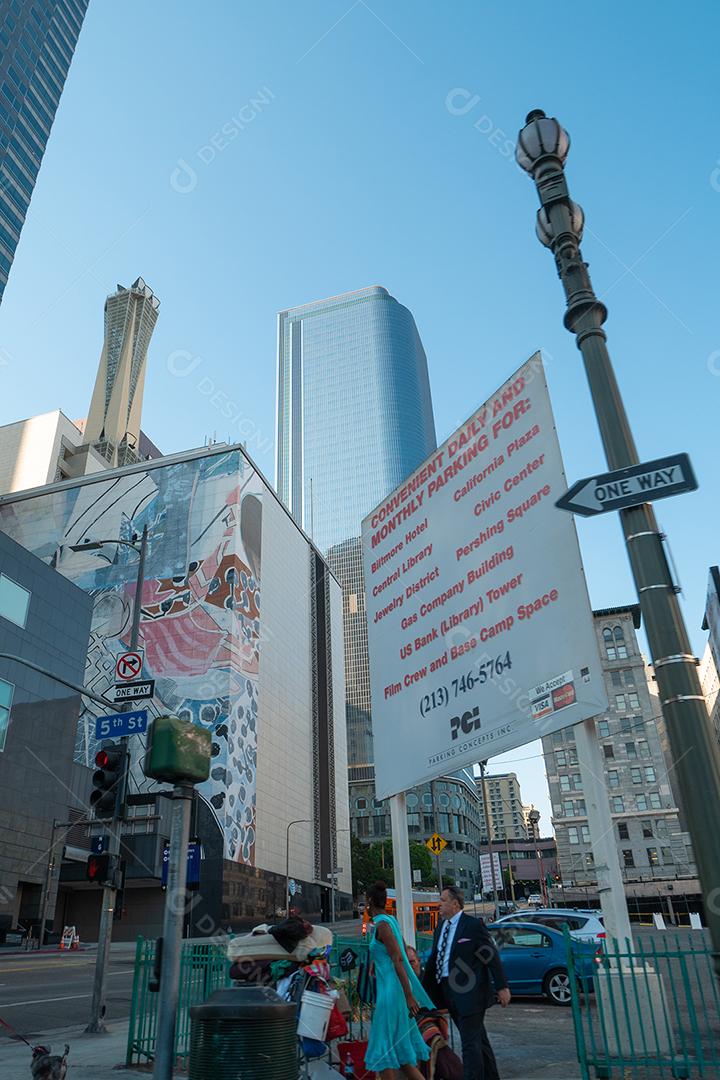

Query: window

[615,694,626,711]
[611,671,623,688]
[0,575,29,628]
[603,744,614,759]
[581,825,590,844]
[628,692,640,710]
[618,822,629,840]
[647,847,659,867]
[585,852,595,868]
[493,928,550,949]
[406,793,419,808]
[424,815,434,832]
[620,717,633,734]
[571,773,582,790]
[355,798,367,810]
[649,792,662,809]
[622,850,635,868]
[603,627,616,661]
[624,669,636,686]
[568,826,579,844]
[625,742,637,760]
[422,793,433,806]
[563,801,576,818]
[608,770,620,788]
[645,766,656,783]
[555,750,567,768]
[636,794,648,811]
[612,796,625,813]
[661,847,673,865]
[615,626,628,659]
[631,768,642,784]
[560,775,571,793]
[598,719,610,738]
[638,739,651,759]
[641,820,653,839]
[0,678,13,751]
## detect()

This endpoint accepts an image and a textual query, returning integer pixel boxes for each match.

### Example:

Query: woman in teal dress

[365,881,436,1079]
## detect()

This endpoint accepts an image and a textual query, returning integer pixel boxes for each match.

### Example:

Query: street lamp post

[478,762,499,914]
[516,109,720,977]
[70,525,149,1031]
[285,819,311,916]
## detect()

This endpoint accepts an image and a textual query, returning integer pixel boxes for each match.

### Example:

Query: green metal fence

[126,937,231,1068]
[127,928,436,1067]
[566,930,720,1079]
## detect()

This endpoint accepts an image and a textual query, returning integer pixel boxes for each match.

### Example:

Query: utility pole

[285,819,310,916]
[152,783,193,1080]
[72,525,148,1033]
[516,110,720,977]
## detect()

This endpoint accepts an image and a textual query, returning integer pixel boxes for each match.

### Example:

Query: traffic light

[91,742,127,819]
[86,852,110,884]
[86,852,122,888]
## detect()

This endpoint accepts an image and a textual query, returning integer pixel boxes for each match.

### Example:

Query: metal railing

[126,937,231,1068]
[566,929,720,1078]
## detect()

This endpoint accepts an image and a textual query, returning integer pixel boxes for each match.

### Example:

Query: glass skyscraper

[276,286,436,555]
[0,0,89,303]
[275,285,436,789]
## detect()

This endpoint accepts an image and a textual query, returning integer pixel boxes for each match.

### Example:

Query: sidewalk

[0,1019,153,1078]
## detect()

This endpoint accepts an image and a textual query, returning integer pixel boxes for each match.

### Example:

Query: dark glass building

[0,0,89,303]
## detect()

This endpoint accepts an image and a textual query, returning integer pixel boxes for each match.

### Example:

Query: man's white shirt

[439,909,463,978]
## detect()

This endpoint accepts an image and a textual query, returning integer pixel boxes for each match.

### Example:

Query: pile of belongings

[227,917,349,1058]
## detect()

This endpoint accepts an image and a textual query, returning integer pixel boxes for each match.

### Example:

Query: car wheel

[543,968,572,1006]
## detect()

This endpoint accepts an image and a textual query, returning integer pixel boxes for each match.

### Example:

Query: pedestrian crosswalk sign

[426,833,447,855]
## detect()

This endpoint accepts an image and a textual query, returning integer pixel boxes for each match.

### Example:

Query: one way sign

[557,453,697,517]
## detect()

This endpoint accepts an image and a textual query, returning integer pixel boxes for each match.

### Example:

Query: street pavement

[0,944,136,1047]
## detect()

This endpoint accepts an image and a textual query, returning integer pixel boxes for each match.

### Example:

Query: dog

[30,1044,69,1079]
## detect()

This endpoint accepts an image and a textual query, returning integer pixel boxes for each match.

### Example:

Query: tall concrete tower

[84,277,160,467]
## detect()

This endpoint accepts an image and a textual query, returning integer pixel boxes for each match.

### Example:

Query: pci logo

[450,705,481,741]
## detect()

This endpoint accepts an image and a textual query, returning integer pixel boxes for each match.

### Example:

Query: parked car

[494,901,518,918]
[526,894,543,906]
[494,907,605,944]
[488,920,599,1005]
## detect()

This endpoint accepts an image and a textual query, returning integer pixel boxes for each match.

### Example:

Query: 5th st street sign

[556,453,697,517]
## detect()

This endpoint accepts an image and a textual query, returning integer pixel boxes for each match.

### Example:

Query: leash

[0,1014,36,1049]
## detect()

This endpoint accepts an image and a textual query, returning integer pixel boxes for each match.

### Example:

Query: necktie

[436,919,451,981]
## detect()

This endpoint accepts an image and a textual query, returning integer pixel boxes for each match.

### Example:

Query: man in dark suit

[422,886,510,1080]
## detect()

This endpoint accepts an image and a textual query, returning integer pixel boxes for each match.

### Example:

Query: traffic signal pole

[86,524,148,1034]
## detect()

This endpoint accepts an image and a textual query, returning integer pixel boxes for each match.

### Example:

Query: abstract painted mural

[0,448,262,863]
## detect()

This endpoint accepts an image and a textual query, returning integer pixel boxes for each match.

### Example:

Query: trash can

[189,985,297,1080]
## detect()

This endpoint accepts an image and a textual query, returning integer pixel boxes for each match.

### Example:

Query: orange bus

[361,888,441,934]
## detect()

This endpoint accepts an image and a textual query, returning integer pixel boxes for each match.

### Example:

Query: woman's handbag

[356,955,376,1005]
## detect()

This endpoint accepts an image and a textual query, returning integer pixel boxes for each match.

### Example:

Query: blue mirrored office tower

[0,0,89,303]
[276,286,437,792]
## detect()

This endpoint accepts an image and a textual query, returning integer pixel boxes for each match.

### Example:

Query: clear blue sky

[1,1,718,825]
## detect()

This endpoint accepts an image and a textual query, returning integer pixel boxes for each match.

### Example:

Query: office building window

[631,768,642,784]
[638,739,651,758]
[622,850,635,868]
[620,716,633,733]
[636,794,648,811]
[649,792,662,809]
[603,745,614,759]
[617,822,629,840]
[625,742,637,759]
[598,719,610,738]
[560,775,571,793]
[612,796,625,813]
[641,820,653,838]
[0,678,12,751]
[355,798,367,810]
[647,847,659,867]
[615,694,626,710]
[608,770,620,788]
[0,574,29,628]
[628,692,640,710]
[581,825,590,844]
[563,801,576,818]
[585,852,595,868]
[555,750,567,768]
[661,847,673,865]
[645,766,656,783]
[568,826,579,844]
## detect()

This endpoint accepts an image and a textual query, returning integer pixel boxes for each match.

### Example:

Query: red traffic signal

[86,853,110,884]
[91,742,127,819]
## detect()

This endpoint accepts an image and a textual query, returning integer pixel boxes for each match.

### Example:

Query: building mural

[0,448,263,864]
